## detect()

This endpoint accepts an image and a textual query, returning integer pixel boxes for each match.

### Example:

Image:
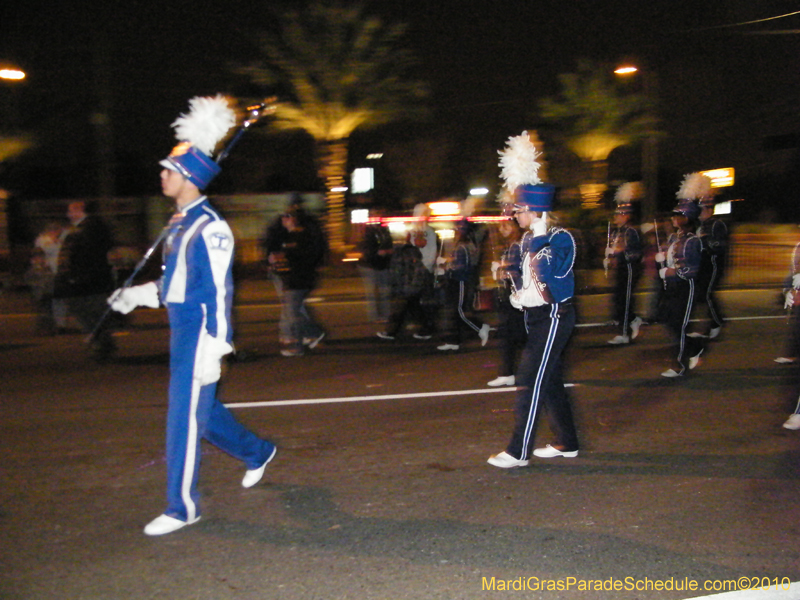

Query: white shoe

[630,316,643,339]
[686,332,708,339]
[689,349,704,370]
[487,375,515,387]
[376,332,395,340]
[437,343,459,351]
[607,335,630,345]
[487,451,529,468]
[532,444,578,458]
[774,357,796,364]
[304,332,325,349]
[144,514,200,536]
[709,326,721,339]
[413,332,432,340]
[783,414,800,430]
[478,324,491,347]
[242,445,277,488]
[661,368,682,378]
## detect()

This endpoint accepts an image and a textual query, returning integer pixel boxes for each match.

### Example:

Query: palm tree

[538,59,660,208]
[239,1,428,252]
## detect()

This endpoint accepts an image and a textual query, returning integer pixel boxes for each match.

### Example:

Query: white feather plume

[677,172,712,200]
[498,131,542,190]
[171,95,237,157]
[615,181,643,204]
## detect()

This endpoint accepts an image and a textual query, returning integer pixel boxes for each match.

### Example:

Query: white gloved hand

[605,247,614,257]
[108,282,160,314]
[531,215,548,237]
[491,261,500,279]
[792,273,800,289]
[655,252,666,264]
[785,290,795,310]
[195,334,234,386]
[659,267,668,280]
[603,258,610,271]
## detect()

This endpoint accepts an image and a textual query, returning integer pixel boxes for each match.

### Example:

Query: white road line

[225,386,517,409]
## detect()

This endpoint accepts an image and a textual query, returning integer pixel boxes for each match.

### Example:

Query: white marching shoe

[783,414,800,430]
[630,316,643,339]
[242,445,277,488]
[532,444,578,458]
[144,514,200,536]
[487,375,515,387]
[607,335,630,345]
[487,451,529,469]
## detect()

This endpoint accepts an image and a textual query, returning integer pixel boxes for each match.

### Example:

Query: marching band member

[488,132,579,468]
[109,97,276,535]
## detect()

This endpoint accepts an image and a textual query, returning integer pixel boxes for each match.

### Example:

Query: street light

[615,63,658,220]
[0,68,25,81]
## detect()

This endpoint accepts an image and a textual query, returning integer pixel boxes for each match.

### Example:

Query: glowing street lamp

[615,62,658,219]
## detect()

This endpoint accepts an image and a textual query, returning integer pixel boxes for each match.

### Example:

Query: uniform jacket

[665,229,702,282]
[161,196,234,343]
[611,223,642,265]
[510,227,576,305]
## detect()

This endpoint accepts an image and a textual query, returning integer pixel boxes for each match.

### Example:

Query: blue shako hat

[515,183,555,212]
[673,199,701,221]
[159,95,237,190]
[161,142,221,190]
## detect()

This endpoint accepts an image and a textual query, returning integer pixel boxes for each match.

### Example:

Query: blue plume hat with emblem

[160,95,237,190]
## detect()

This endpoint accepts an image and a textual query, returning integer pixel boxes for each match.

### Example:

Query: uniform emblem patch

[209,232,232,251]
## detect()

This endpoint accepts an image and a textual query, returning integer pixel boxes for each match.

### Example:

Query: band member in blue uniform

[486,214,526,387]
[109,97,276,536]
[696,188,728,340]
[605,183,644,345]
[488,132,579,468]
[656,193,704,378]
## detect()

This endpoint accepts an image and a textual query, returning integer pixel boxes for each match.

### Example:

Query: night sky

[2,0,799,213]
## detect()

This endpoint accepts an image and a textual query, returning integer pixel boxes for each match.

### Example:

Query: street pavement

[1,279,799,600]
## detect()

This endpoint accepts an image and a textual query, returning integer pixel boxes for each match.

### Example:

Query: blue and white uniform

[662,228,704,374]
[160,196,274,523]
[505,226,579,459]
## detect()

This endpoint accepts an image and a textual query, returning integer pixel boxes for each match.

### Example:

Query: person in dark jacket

[376,237,434,340]
[277,207,327,357]
[357,209,394,323]
[53,200,116,360]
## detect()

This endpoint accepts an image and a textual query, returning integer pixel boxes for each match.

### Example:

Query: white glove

[603,258,610,271]
[108,282,160,314]
[659,267,668,280]
[785,290,795,310]
[531,215,548,237]
[436,256,447,266]
[792,273,800,289]
[195,333,234,386]
[655,252,666,264]
[605,247,614,257]
[491,261,500,279]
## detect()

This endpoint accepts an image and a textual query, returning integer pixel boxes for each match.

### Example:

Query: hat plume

[498,131,542,190]
[171,95,237,157]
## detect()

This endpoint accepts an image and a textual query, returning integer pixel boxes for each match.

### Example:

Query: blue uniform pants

[507,301,578,460]
[165,306,274,522]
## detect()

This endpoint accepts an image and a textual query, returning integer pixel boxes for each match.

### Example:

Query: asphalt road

[1,286,799,600]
